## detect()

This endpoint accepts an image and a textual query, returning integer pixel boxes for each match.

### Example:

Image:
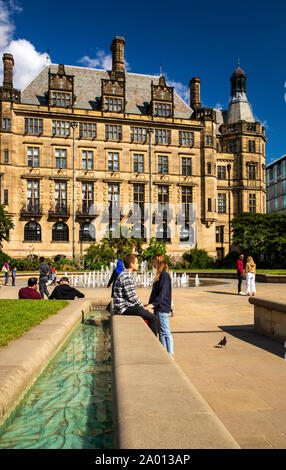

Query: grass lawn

[0,300,68,348]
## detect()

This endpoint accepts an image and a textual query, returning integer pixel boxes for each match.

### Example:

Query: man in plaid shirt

[113,254,158,336]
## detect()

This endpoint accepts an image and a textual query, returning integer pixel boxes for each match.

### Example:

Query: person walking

[245,256,256,296]
[106,260,124,312]
[113,254,158,336]
[11,266,17,286]
[107,260,124,297]
[146,254,174,358]
[237,254,245,295]
[3,260,10,286]
[39,257,51,299]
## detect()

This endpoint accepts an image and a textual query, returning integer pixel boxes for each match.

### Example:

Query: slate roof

[21,64,193,119]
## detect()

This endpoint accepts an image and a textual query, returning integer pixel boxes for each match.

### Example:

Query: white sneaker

[238,292,245,295]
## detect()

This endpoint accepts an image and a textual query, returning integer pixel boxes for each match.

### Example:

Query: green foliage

[0,205,14,246]
[85,243,116,270]
[0,252,10,268]
[216,250,240,268]
[141,237,173,268]
[84,227,145,269]
[182,248,215,269]
[231,212,286,268]
[0,300,68,347]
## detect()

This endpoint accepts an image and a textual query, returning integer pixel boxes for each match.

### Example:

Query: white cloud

[0,1,51,90]
[78,48,130,72]
[164,76,189,104]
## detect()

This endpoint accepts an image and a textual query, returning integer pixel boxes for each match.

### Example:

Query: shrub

[182,248,215,269]
[141,238,173,268]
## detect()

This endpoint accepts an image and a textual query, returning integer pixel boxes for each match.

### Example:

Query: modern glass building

[266,154,286,213]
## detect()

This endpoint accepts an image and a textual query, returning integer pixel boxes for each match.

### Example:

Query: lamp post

[227,163,231,252]
[70,121,78,260]
[147,128,154,241]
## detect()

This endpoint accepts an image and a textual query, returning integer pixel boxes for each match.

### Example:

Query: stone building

[266,154,286,213]
[0,36,267,260]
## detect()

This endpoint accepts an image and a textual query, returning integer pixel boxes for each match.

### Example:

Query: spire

[226,65,254,123]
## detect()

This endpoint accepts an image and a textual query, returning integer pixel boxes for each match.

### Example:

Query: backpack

[1,265,7,273]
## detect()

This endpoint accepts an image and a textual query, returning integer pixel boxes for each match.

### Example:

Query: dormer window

[151,75,174,118]
[154,102,171,117]
[52,92,71,108]
[48,64,74,108]
[102,78,125,113]
[104,97,123,112]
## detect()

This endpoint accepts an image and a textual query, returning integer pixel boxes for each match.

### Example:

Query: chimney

[190,77,201,110]
[3,53,14,88]
[111,36,126,79]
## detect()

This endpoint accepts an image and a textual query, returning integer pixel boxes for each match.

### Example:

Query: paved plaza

[0,276,286,449]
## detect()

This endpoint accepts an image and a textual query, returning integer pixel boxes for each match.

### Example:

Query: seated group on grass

[18,277,84,300]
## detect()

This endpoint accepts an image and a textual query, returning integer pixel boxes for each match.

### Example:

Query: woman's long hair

[153,254,171,282]
[247,256,256,268]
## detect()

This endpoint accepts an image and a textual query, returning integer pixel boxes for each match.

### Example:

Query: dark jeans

[237,272,243,293]
[122,305,158,336]
[39,276,50,299]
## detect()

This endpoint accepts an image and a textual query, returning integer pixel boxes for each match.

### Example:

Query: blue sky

[0,0,285,163]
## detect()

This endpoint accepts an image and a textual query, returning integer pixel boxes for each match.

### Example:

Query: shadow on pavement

[205,291,240,296]
[219,324,285,359]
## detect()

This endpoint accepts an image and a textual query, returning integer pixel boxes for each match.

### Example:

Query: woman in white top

[245,256,256,296]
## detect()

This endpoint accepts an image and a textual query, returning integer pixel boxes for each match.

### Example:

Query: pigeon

[218,336,227,347]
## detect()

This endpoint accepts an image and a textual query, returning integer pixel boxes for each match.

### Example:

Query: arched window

[79,223,95,242]
[24,221,41,241]
[52,222,69,242]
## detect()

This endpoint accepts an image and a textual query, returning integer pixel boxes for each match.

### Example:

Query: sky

[0,0,285,164]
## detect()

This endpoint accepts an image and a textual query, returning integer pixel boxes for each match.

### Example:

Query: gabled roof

[21,64,193,119]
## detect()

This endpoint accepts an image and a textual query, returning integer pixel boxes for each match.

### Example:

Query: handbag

[1,265,7,273]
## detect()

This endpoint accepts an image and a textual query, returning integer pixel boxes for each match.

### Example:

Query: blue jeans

[158,312,174,354]
[5,272,9,285]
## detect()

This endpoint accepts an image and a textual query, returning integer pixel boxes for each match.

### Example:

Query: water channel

[0,310,113,449]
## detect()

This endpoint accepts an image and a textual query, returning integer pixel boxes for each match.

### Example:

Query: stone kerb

[0,298,93,428]
[111,314,240,449]
[249,296,286,343]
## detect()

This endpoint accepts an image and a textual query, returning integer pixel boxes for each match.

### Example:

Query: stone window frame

[218,193,227,213]
[79,122,97,139]
[179,131,194,146]
[82,150,94,170]
[24,118,43,135]
[52,120,70,137]
[104,97,123,113]
[27,146,40,168]
[158,155,169,175]
[182,157,192,176]
[133,153,144,173]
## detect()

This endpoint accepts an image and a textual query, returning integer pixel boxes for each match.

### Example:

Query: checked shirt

[113,269,143,314]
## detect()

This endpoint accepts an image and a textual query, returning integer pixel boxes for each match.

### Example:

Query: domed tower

[226,66,254,123]
[216,64,267,258]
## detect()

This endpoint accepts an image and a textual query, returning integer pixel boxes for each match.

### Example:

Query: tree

[231,212,286,267]
[0,205,14,250]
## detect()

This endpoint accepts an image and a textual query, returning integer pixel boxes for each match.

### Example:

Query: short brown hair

[123,253,137,268]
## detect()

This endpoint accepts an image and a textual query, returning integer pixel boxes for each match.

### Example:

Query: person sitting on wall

[18,277,42,299]
[49,277,85,300]
[113,253,158,336]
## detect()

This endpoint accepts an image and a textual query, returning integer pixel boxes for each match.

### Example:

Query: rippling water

[0,312,113,449]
